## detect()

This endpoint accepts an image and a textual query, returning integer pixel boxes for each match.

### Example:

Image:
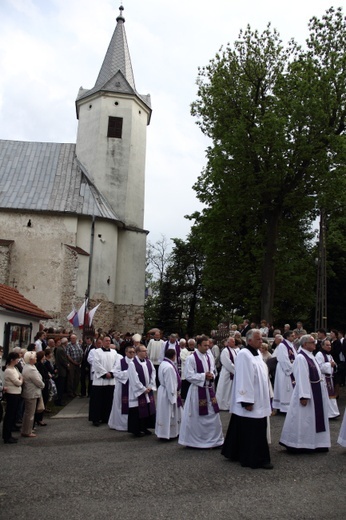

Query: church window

[107,116,123,138]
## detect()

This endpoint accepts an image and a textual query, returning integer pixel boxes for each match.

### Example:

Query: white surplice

[178,350,224,448]
[230,348,272,419]
[280,349,331,449]
[108,356,131,431]
[92,349,121,386]
[155,359,182,439]
[216,347,237,410]
[273,341,297,412]
[128,357,156,407]
[337,407,346,447]
[315,351,340,418]
[147,339,165,366]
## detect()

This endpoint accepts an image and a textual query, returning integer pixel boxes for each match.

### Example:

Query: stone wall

[113,304,144,334]
[60,246,79,329]
[0,244,12,285]
[87,298,116,332]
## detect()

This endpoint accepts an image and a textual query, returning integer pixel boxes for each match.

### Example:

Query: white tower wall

[76,92,149,228]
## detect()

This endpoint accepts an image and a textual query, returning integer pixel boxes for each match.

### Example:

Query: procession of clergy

[88,328,346,470]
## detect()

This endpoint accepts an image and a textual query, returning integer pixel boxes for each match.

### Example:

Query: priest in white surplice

[147,330,164,385]
[337,407,346,447]
[216,336,237,410]
[280,335,331,452]
[315,339,340,419]
[178,336,224,449]
[273,330,297,413]
[127,345,157,437]
[155,348,183,439]
[221,329,273,469]
[108,345,136,431]
[88,336,122,426]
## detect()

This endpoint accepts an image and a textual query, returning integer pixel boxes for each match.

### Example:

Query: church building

[0,6,151,332]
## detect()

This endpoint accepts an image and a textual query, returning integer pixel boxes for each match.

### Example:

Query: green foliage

[144,232,226,335]
[190,7,346,325]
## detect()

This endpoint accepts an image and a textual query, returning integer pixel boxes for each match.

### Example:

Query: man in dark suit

[54,337,69,406]
[241,319,251,337]
[330,329,346,396]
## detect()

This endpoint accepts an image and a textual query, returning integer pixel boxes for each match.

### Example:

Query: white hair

[246,328,261,342]
[24,351,36,363]
[300,334,314,347]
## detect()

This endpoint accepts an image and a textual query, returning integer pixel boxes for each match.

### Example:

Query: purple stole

[163,358,182,407]
[193,352,220,415]
[321,351,336,398]
[133,358,156,418]
[299,350,326,433]
[283,339,296,386]
[120,358,129,415]
[226,347,235,381]
[165,341,181,375]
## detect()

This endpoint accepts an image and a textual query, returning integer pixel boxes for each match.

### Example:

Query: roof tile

[0,284,52,319]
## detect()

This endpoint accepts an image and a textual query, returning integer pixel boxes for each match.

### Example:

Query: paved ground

[1,392,346,520]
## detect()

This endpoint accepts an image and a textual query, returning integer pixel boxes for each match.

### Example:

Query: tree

[144,232,226,335]
[144,235,173,331]
[146,235,172,291]
[190,7,346,324]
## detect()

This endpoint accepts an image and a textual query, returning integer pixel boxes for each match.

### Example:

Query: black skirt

[88,385,114,423]
[221,413,270,468]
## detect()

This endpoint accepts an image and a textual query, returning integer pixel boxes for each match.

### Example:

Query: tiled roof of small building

[0,140,122,222]
[0,283,52,319]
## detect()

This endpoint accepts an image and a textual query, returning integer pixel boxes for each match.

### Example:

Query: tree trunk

[260,209,280,324]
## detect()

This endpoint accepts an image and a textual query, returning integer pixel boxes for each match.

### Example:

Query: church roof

[0,140,122,223]
[76,6,151,112]
[0,283,52,319]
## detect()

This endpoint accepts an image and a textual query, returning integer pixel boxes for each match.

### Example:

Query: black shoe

[261,463,274,470]
[144,429,152,436]
[92,421,100,427]
[4,437,18,444]
[134,432,146,437]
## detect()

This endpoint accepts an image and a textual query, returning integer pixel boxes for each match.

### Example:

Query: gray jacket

[22,364,45,399]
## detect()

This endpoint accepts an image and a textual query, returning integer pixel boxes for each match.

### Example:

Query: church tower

[75,5,151,229]
[75,5,151,330]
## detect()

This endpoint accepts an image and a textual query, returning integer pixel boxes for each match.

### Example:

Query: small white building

[0,6,151,332]
[0,283,51,359]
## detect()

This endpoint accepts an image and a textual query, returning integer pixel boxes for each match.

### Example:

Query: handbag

[48,379,58,400]
[36,395,45,413]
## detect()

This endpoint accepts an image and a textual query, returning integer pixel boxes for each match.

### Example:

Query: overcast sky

[0,0,336,245]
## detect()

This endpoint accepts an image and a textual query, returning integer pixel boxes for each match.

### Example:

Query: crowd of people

[1,320,346,469]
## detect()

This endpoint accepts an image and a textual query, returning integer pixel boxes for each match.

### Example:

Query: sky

[0,0,337,245]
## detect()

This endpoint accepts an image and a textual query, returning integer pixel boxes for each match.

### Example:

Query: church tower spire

[94,5,136,92]
[76,5,151,109]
